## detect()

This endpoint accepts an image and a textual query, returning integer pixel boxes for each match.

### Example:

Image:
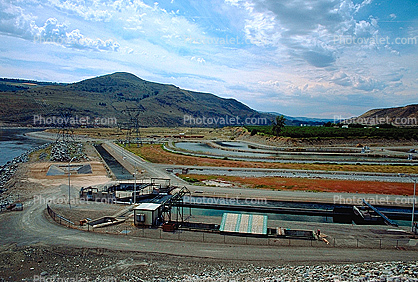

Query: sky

[0,0,417,119]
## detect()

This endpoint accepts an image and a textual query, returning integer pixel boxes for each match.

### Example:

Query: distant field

[245,125,418,139]
[127,144,418,174]
[66,127,234,140]
[178,174,414,195]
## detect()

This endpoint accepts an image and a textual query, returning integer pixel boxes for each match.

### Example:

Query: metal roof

[134,203,161,211]
[220,213,268,235]
[149,194,173,204]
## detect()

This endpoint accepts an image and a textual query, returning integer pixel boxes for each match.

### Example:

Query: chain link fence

[47,204,75,228]
[46,205,418,250]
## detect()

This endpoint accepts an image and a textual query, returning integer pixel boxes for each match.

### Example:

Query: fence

[47,204,75,228]
[46,205,418,250]
[92,224,418,250]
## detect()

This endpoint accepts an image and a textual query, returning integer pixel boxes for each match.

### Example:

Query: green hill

[0,72,271,127]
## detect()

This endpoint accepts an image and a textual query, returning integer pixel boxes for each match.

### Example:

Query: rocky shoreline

[0,143,49,208]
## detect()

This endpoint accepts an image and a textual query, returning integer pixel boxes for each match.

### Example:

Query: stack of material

[220,213,268,236]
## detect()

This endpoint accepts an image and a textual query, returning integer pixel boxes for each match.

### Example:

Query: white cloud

[354,20,377,38]
[45,0,113,22]
[331,72,352,86]
[0,0,416,118]
[0,1,35,36]
[243,4,281,46]
[31,17,120,51]
[225,0,380,68]
[258,80,280,88]
[190,56,206,64]
[0,1,120,52]
[353,76,385,92]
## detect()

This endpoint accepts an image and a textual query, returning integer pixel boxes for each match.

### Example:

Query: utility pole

[68,156,76,209]
[412,178,416,233]
[133,168,137,204]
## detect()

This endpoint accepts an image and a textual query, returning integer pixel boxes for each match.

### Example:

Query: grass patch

[29,144,51,161]
[245,125,418,140]
[178,175,201,183]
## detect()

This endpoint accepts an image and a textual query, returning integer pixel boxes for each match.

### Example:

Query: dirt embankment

[180,174,415,195]
[234,127,416,147]
[134,144,417,174]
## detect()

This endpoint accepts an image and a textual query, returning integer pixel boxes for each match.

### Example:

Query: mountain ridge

[0,72,273,127]
[0,72,416,128]
[349,104,418,127]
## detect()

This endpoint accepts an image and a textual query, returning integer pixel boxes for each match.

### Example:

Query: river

[0,128,49,166]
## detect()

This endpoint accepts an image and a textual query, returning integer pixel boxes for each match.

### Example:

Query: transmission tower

[122,106,145,146]
[117,121,132,144]
[55,109,76,143]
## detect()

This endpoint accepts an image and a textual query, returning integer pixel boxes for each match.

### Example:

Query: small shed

[220,213,268,236]
[134,203,162,226]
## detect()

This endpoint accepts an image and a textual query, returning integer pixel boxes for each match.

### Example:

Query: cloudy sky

[0,0,417,118]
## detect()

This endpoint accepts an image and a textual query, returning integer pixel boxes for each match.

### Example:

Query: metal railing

[47,204,74,227]
[45,205,417,250]
[81,223,418,250]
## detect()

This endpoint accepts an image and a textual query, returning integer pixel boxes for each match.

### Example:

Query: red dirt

[132,144,418,174]
[180,174,414,195]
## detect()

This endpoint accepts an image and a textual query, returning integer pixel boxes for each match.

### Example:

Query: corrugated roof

[149,194,173,204]
[220,213,268,235]
[134,203,161,211]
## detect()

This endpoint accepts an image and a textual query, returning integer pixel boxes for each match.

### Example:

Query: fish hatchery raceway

[0,132,418,281]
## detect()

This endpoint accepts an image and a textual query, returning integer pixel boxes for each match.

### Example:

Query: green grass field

[245,125,418,140]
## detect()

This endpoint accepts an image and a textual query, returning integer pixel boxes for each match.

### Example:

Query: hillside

[0,72,271,127]
[351,104,418,127]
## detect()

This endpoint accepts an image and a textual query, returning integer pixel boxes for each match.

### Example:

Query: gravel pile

[49,141,88,162]
[178,262,418,282]
[1,245,417,282]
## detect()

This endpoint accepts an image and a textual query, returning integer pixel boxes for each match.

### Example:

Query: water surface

[0,128,48,166]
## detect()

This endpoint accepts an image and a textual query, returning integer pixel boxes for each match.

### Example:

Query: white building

[134,203,162,226]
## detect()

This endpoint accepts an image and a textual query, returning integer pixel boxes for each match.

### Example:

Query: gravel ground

[185,168,415,183]
[0,244,417,282]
